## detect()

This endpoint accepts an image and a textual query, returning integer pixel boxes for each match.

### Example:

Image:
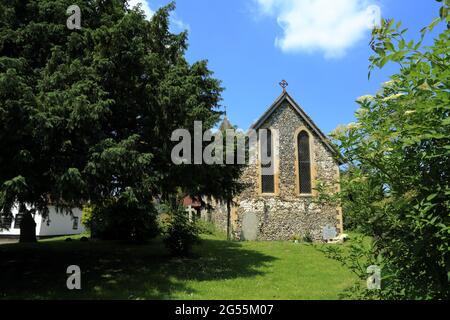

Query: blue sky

[130,0,444,134]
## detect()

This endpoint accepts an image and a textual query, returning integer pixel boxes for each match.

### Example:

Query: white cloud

[254,0,382,58]
[127,0,154,19]
[170,12,190,32]
[127,1,189,32]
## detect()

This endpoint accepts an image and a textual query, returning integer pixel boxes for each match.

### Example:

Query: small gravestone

[241,212,259,241]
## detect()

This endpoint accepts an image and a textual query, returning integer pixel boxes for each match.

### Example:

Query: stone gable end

[207,94,343,242]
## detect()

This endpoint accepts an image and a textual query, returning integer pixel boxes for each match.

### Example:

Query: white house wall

[0,205,85,237]
[38,206,85,236]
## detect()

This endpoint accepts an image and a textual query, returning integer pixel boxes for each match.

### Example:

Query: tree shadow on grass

[0,237,277,299]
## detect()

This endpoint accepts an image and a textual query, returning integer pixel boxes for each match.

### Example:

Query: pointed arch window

[297,131,312,194]
[261,129,275,194]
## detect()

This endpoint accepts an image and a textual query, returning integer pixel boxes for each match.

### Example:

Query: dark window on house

[261,129,275,194]
[298,131,312,194]
[73,217,79,230]
[0,215,12,229]
[14,214,23,229]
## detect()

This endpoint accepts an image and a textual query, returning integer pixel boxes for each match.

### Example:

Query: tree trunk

[226,198,231,241]
[19,209,37,243]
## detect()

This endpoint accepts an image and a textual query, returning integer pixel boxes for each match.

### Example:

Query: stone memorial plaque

[322,225,337,241]
[241,212,259,241]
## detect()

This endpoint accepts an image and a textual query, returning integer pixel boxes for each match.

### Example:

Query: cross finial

[279,79,288,92]
[224,106,227,116]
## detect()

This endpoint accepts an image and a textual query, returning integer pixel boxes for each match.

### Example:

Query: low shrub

[302,232,313,243]
[82,196,159,242]
[163,206,200,256]
[195,219,217,235]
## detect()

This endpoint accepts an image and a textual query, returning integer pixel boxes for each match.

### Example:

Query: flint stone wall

[211,100,342,241]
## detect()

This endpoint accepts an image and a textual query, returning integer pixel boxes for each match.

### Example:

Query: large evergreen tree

[0,0,229,242]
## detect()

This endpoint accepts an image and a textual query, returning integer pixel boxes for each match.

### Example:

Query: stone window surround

[256,125,318,198]
[257,126,280,197]
[294,126,317,198]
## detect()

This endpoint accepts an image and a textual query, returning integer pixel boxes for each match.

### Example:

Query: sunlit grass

[0,233,357,300]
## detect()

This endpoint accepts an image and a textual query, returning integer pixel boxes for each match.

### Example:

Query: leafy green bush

[83,192,159,242]
[327,7,450,299]
[163,206,200,256]
[195,219,217,235]
[81,205,94,230]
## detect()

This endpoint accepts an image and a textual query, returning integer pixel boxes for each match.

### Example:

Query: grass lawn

[0,232,359,300]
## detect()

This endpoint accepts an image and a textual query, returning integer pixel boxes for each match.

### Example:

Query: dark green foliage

[83,192,159,242]
[0,0,233,242]
[302,232,313,244]
[336,168,385,232]
[163,206,200,256]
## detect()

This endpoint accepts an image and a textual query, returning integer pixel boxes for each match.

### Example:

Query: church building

[209,81,343,241]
